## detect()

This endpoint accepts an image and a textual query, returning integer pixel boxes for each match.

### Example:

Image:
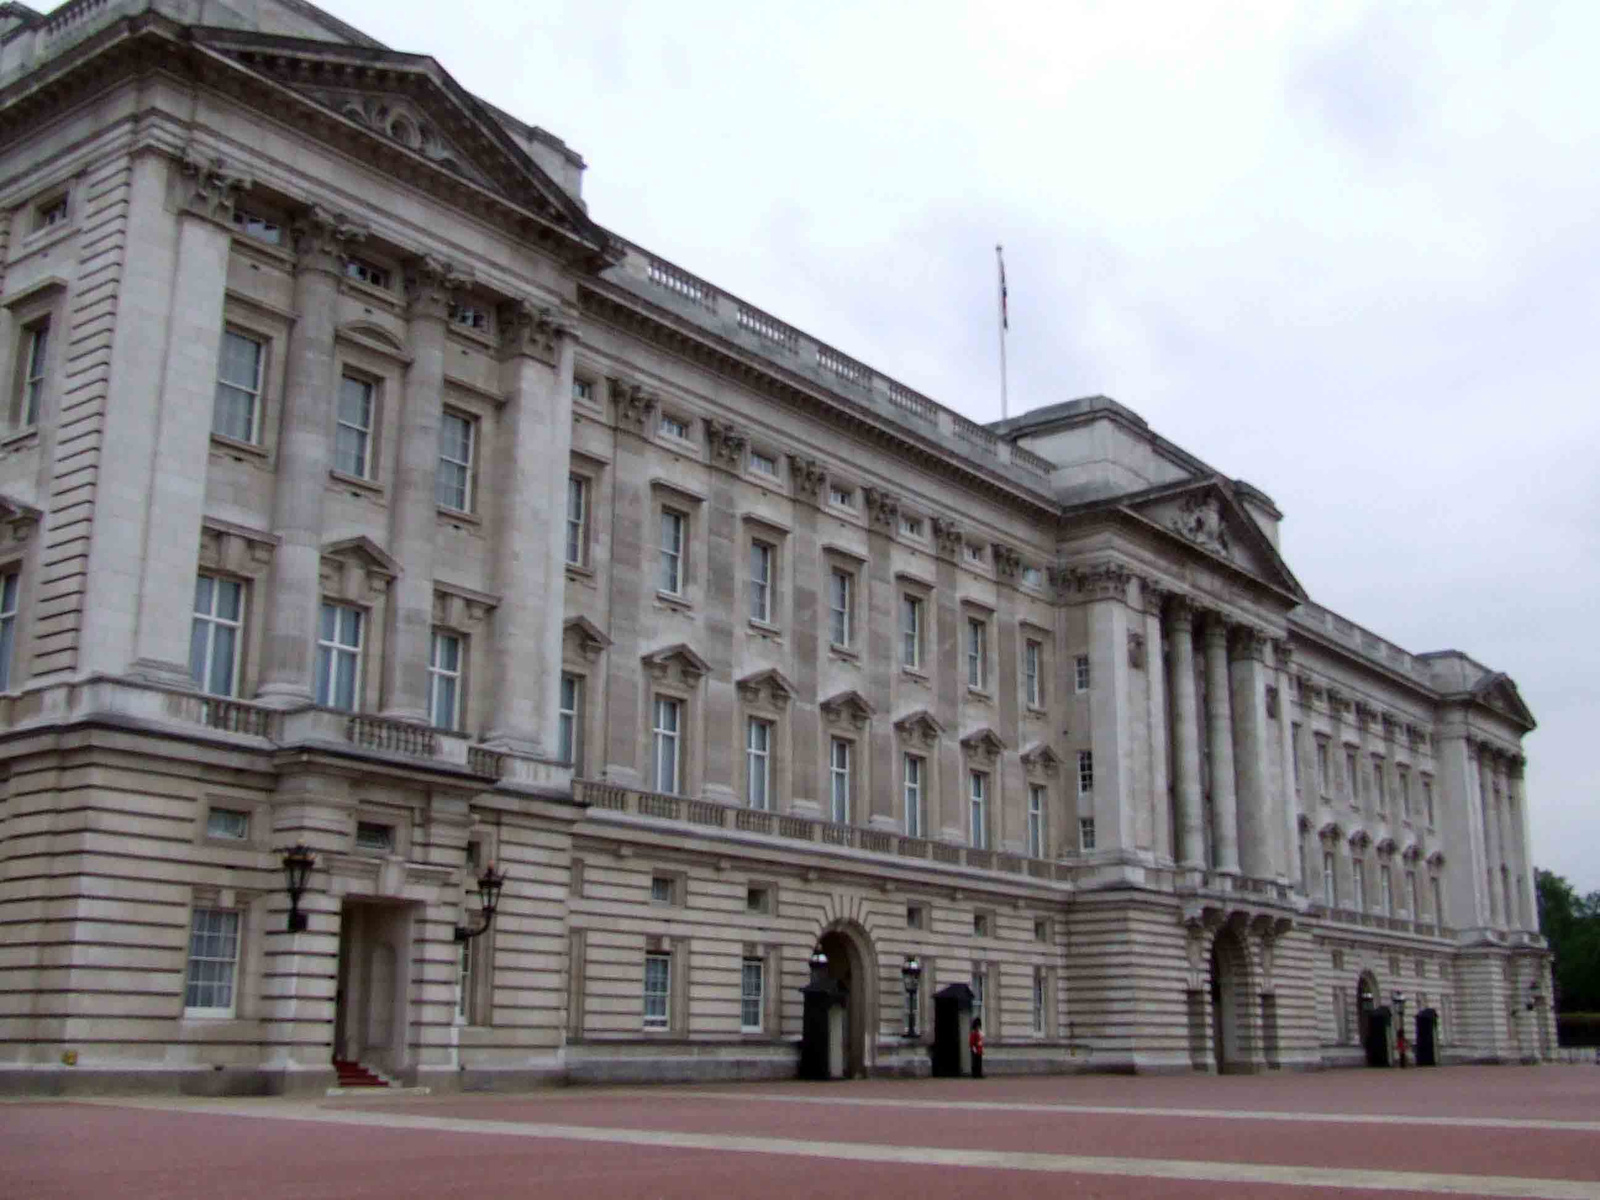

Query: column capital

[1201,608,1231,646]
[865,486,902,533]
[1057,560,1134,604]
[498,297,578,365]
[989,539,1021,580]
[1230,626,1269,662]
[177,145,252,227]
[405,254,472,323]
[1165,591,1197,630]
[609,376,658,435]
[1272,638,1295,670]
[292,203,368,276]
[788,454,826,505]
[705,417,748,471]
[933,516,964,560]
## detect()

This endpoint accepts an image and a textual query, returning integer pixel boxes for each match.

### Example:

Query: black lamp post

[1392,990,1408,1068]
[1526,980,1544,1011]
[454,864,507,943]
[281,843,316,933]
[808,944,829,982]
[901,955,923,1038]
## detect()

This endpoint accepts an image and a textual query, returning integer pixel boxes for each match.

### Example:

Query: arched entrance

[1356,969,1379,1046]
[817,923,874,1078]
[1208,924,1253,1073]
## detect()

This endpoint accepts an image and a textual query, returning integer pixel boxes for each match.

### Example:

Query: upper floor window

[230,207,282,245]
[448,302,489,332]
[213,330,264,443]
[1290,723,1303,790]
[189,574,243,697]
[315,602,363,710]
[1398,767,1412,819]
[1380,866,1394,916]
[1323,851,1337,907]
[968,771,989,850]
[572,378,595,404]
[1020,565,1043,589]
[34,194,69,231]
[747,717,773,811]
[1345,748,1360,804]
[963,543,985,565]
[1373,757,1387,812]
[566,475,589,566]
[1352,858,1367,912]
[1316,739,1330,794]
[749,449,778,477]
[1024,639,1042,707]
[750,541,774,624]
[659,413,691,440]
[1423,778,1435,825]
[558,673,582,769]
[335,375,376,478]
[659,510,686,595]
[1077,749,1094,797]
[966,618,988,690]
[903,753,924,838]
[899,514,923,538]
[18,319,51,428]
[829,570,853,647]
[1074,654,1091,693]
[901,594,924,669]
[436,411,476,512]
[652,696,682,794]
[0,571,19,692]
[828,484,855,509]
[344,257,390,290]
[184,907,240,1017]
[1027,783,1046,858]
[829,737,853,824]
[427,631,463,730]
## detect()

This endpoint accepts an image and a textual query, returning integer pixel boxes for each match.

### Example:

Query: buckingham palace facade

[0,0,1552,1095]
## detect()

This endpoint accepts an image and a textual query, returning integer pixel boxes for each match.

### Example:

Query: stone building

[0,0,1551,1094]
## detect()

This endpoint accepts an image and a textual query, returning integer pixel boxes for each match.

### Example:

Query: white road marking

[690,1089,1600,1133]
[74,1097,1600,1199]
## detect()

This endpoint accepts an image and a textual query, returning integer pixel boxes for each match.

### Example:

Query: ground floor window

[184,907,241,1016]
[741,957,765,1032]
[644,952,672,1029]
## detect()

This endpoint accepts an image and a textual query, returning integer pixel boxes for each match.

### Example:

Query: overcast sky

[317,0,1598,891]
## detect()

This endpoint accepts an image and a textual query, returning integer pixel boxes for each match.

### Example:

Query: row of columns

[1472,740,1532,930]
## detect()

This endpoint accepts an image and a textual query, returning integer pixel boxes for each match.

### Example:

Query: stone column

[378,256,463,722]
[1167,597,1205,869]
[1203,612,1240,875]
[788,456,826,812]
[1080,564,1135,856]
[1229,628,1272,880]
[257,205,366,706]
[601,381,657,785]
[1274,641,1300,887]
[1510,757,1536,931]
[1142,582,1170,862]
[1492,754,1515,926]
[130,153,248,685]
[701,420,746,804]
[1477,741,1503,927]
[485,301,578,755]
[865,489,901,830]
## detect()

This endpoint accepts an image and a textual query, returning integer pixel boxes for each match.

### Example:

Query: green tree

[1537,868,1600,1013]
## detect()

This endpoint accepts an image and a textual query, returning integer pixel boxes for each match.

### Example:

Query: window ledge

[341,276,400,310]
[330,469,384,498]
[748,618,783,638]
[210,432,270,460]
[1024,704,1047,717]
[901,665,930,683]
[966,686,993,701]
[566,562,595,580]
[437,505,482,526]
[829,644,860,661]
[1,427,39,451]
[19,221,77,256]
[655,590,693,612]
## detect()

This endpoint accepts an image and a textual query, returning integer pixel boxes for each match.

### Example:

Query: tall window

[829,570,852,647]
[315,603,363,710]
[427,631,462,729]
[971,967,986,1027]
[436,411,475,511]
[901,595,923,668]
[903,754,924,837]
[457,937,475,1022]
[1406,869,1420,919]
[0,570,20,692]
[1399,768,1412,819]
[212,330,262,442]
[1323,851,1337,907]
[1032,967,1047,1035]
[20,319,49,427]
[1024,640,1042,707]
[1027,784,1046,858]
[966,618,987,689]
[652,697,682,794]
[643,952,671,1029]
[1380,866,1394,915]
[565,476,589,566]
[1423,779,1435,825]
[558,674,581,768]
[969,771,988,849]
[1077,750,1094,798]
[1345,748,1359,804]
[747,718,772,810]
[1352,858,1367,913]
[1373,758,1387,812]
[184,907,241,1016]
[1290,723,1303,790]
[830,738,852,823]
[1431,877,1444,929]
[189,574,243,697]
[335,375,375,477]
[1078,816,1096,852]
[741,957,765,1032]
[1074,654,1091,692]
[1316,740,1330,794]
[750,542,773,623]
[659,511,685,594]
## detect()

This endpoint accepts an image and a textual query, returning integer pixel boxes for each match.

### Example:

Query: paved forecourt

[3,1065,1598,1199]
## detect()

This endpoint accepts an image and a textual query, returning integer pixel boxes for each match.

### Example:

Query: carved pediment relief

[199,518,277,578]
[738,668,796,710]
[960,727,1006,765]
[308,90,496,190]
[0,494,42,544]
[642,642,709,687]
[820,689,874,729]
[893,708,944,748]
[1019,741,1061,777]
[564,616,611,662]
[321,535,397,602]
[1122,479,1305,600]
[1470,672,1537,732]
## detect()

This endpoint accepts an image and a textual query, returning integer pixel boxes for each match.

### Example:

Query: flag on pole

[996,244,1009,331]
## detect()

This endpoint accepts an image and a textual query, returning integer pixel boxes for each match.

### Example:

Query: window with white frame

[1290,723,1303,791]
[971,966,986,1026]
[558,673,582,769]
[183,907,241,1016]
[903,753,924,838]
[355,821,394,853]
[1316,739,1330,794]
[899,514,923,538]
[19,318,49,427]
[1345,748,1359,804]
[213,330,264,443]
[1431,876,1443,928]
[659,412,691,440]
[1078,816,1096,853]
[969,771,988,849]
[436,410,476,512]
[206,807,249,841]
[0,572,15,694]
[828,484,855,509]
[230,207,281,245]
[1373,756,1387,812]
[659,510,686,595]
[741,956,765,1032]
[828,570,853,647]
[747,717,773,810]
[964,543,985,565]
[457,936,475,1022]
[1077,750,1094,797]
[1423,778,1435,825]
[1323,851,1337,906]
[344,257,390,289]
[829,738,852,824]
[572,378,595,404]
[448,302,489,332]
[1027,784,1046,858]
[652,697,682,794]
[643,952,671,1029]
[650,875,676,905]
[189,574,244,697]
[1352,858,1367,912]
[565,475,589,566]
[1399,767,1412,819]
[1024,639,1042,707]
[427,631,463,729]
[1021,565,1043,589]
[966,618,987,690]
[750,541,774,623]
[315,602,363,710]
[335,375,376,478]
[34,194,69,230]
[1407,869,1420,918]
[1032,967,1047,1035]
[749,449,778,477]
[1074,654,1091,692]
[1380,865,1394,915]
[901,594,924,668]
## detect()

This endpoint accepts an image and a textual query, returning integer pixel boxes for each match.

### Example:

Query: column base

[127,658,194,690]
[378,705,430,725]
[255,682,314,710]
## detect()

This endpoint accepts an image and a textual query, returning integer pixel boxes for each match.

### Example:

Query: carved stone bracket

[563,616,611,663]
[705,418,748,471]
[788,454,826,504]
[932,516,964,559]
[611,377,659,435]
[864,486,901,532]
[499,298,577,365]
[292,203,368,276]
[405,254,473,322]
[0,494,43,545]
[991,542,1021,581]
[1128,630,1147,670]
[179,145,251,226]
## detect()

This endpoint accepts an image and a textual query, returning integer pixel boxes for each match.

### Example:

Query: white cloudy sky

[314,0,1598,890]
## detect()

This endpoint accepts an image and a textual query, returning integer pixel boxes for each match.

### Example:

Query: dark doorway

[817,927,869,1077]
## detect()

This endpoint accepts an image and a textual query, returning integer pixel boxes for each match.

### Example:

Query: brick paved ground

[3,1064,1597,1199]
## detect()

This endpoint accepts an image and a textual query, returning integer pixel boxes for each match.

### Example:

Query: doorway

[817,925,873,1078]
[1208,925,1253,1073]
[333,900,416,1076]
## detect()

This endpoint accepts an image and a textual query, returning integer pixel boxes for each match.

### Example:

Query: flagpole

[996,243,1009,420]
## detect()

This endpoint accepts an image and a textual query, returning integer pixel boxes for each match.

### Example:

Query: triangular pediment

[189,30,611,260]
[642,643,710,685]
[960,727,1007,765]
[563,616,611,662]
[893,709,944,748]
[820,689,874,729]
[738,668,796,709]
[0,493,42,544]
[1470,672,1537,732]
[1120,477,1305,600]
[1019,741,1062,777]
[322,535,397,578]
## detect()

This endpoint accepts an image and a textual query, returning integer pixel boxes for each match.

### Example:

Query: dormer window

[345,258,390,290]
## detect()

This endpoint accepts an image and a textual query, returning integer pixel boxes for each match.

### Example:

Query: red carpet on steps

[331,1059,388,1088]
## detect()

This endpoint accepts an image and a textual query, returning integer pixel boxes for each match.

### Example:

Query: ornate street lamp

[808,944,829,982]
[281,843,316,933]
[901,955,923,1038]
[454,863,507,943]
[1526,980,1545,1011]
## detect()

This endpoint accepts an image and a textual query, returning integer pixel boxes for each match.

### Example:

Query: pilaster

[600,378,657,786]
[788,455,824,813]
[1229,627,1273,879]
[864,487,899,830]
[700,417,744,804]
[1167,596,1205,869]
[1141,581,1170,862]
[1202,612,1239,875]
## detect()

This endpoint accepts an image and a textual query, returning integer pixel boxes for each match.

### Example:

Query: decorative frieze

[1064,561,1133,603]
[1169,493,1231,558]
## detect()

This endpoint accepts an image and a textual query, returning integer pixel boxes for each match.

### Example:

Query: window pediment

[199,517,277,578]
[1019,741,1061,777]
[737,668,795,709]
[0,493,43,545]
[564,616,612,662]
[433,581,499,630]
[1425,850,1446,869]
[893,708,943,748]
[321,535,397,602]
[642,642,709,687]
[820,689,874,729]
[960,727,1006,765]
